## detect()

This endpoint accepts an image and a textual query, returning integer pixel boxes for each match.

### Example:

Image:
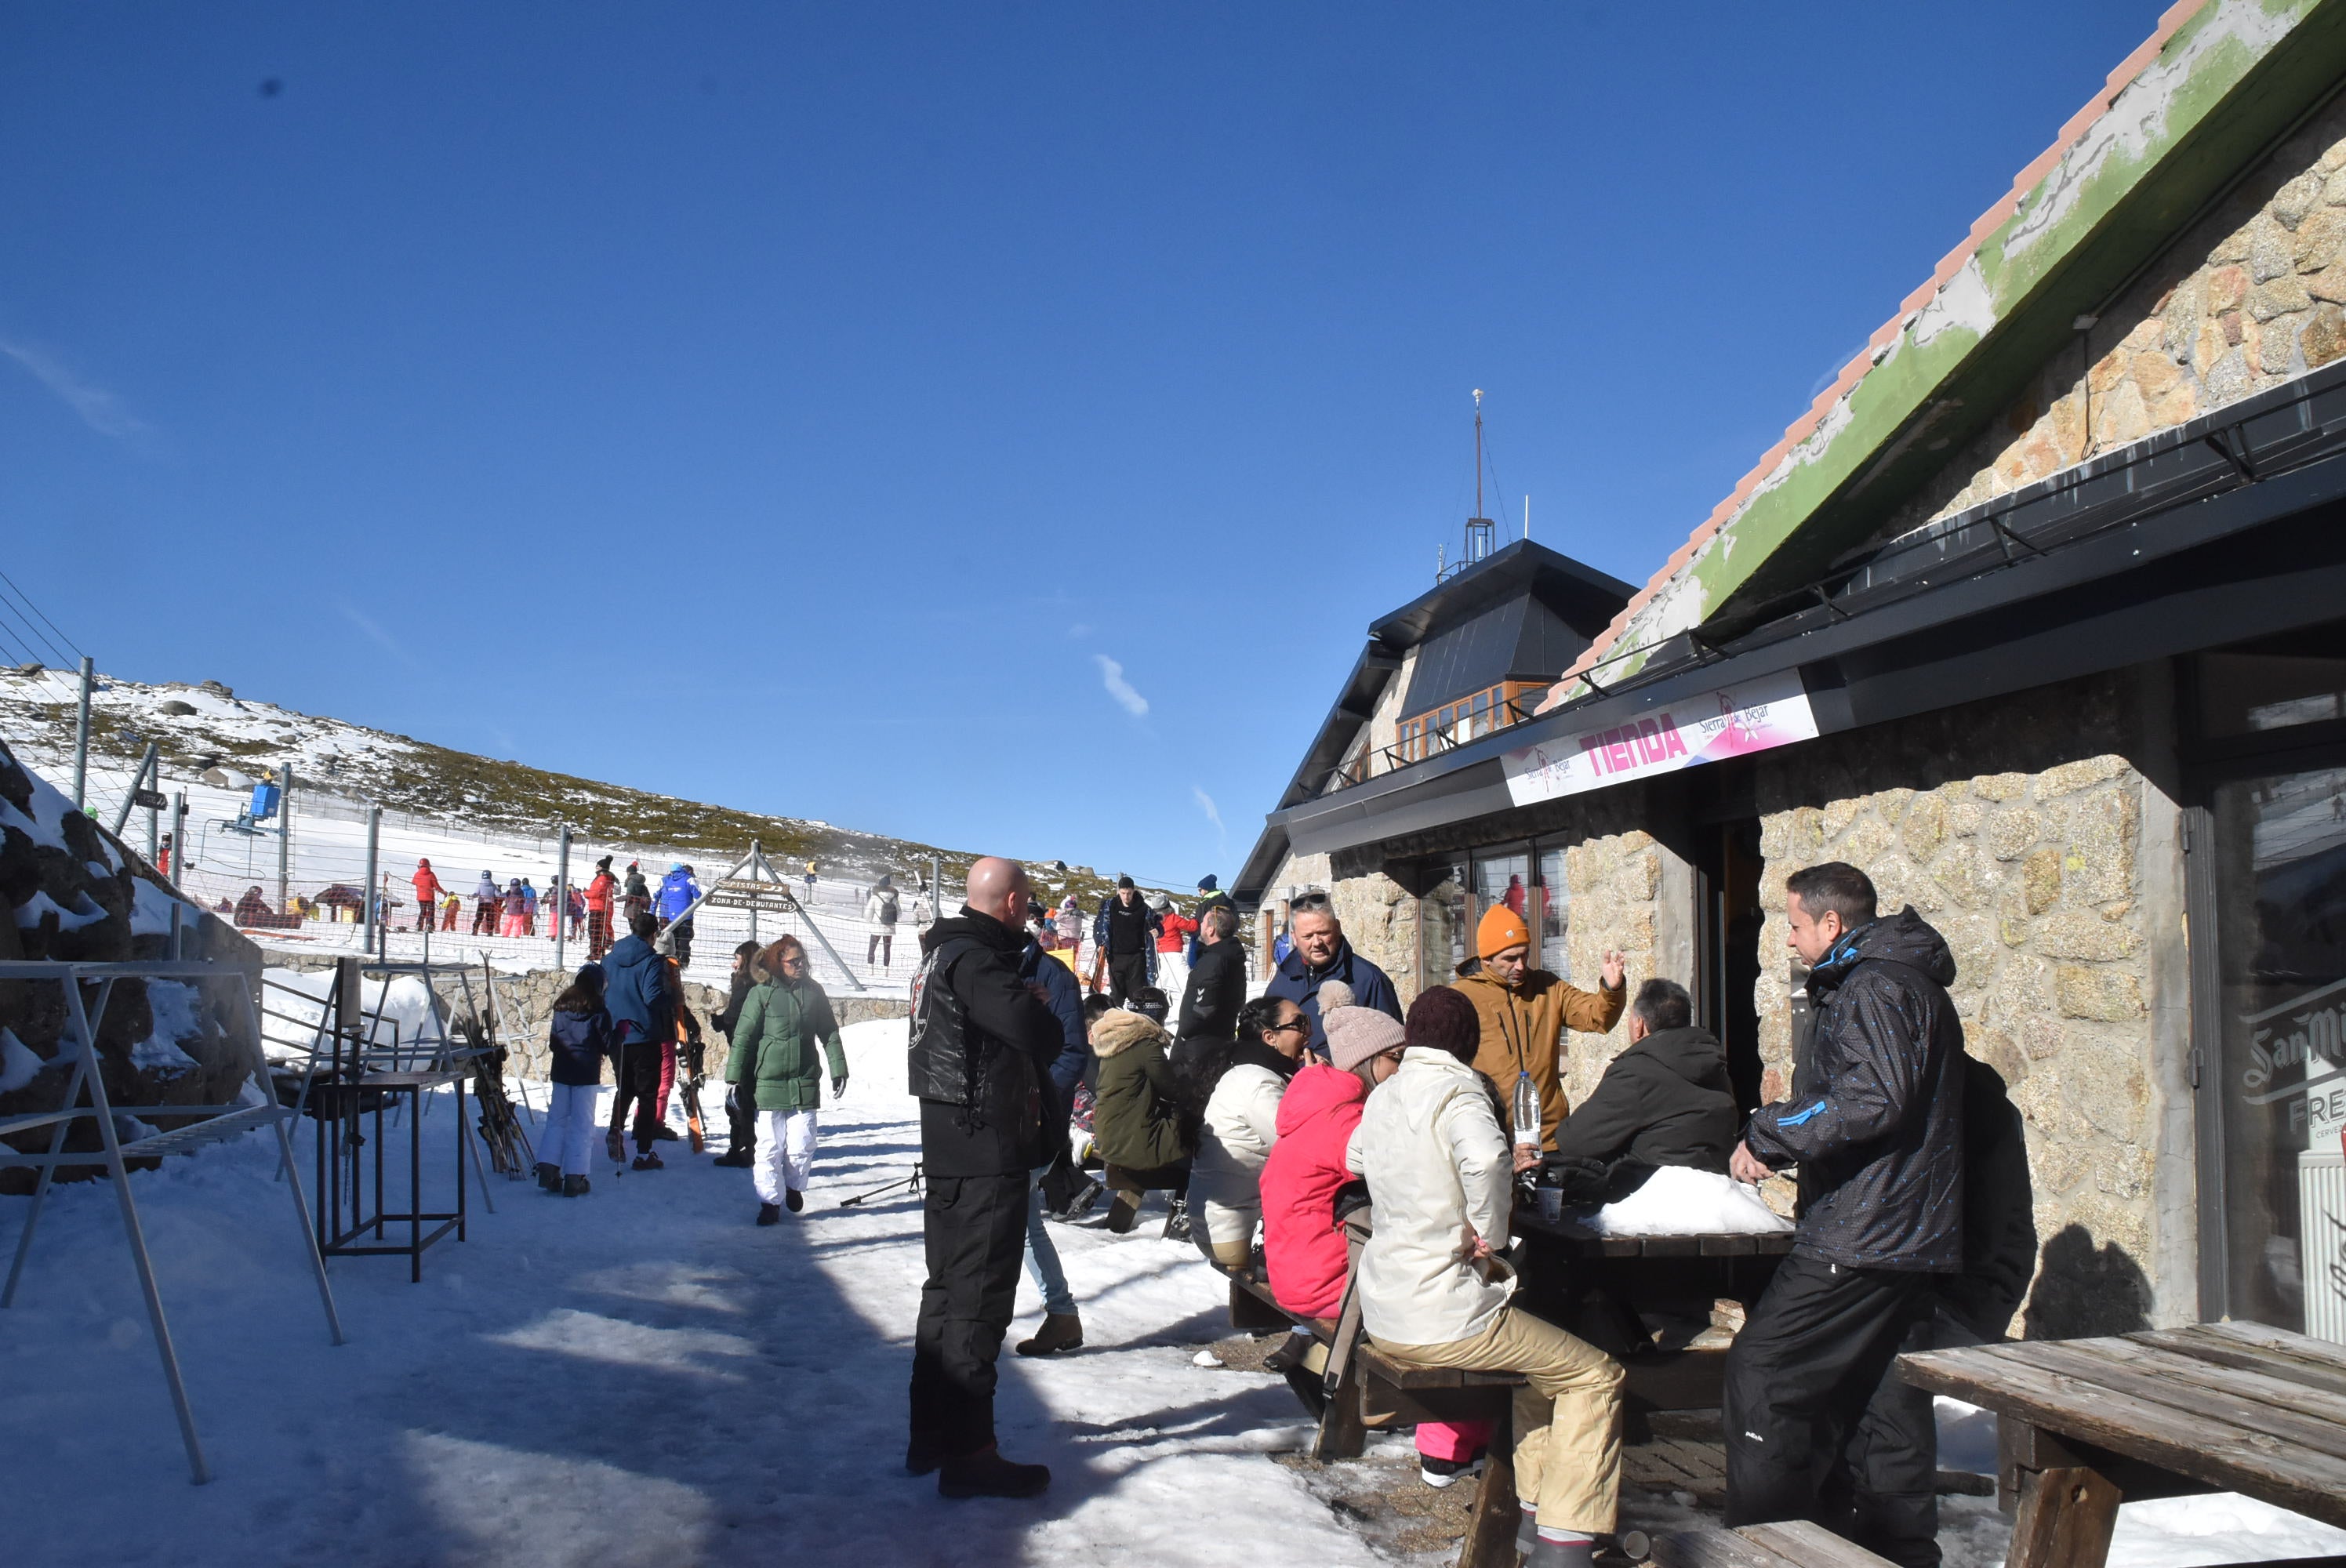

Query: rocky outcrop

[0,737,263,1192]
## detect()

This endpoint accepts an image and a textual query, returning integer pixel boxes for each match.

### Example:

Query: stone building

[1237,0,2346,1341]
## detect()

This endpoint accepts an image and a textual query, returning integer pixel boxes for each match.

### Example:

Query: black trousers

[868,929,894,966]
[607,1040,666,1153]
[726,1083,756,1158]
[670,917,694,968]
[1107,952,1147,1005]
[1723,1252,1942,1568]
[908,1171,1029,1460]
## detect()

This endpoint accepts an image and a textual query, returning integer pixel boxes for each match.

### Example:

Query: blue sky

[0,2,2159,885]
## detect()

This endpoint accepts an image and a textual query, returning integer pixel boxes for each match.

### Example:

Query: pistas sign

[1501,669,1820,806]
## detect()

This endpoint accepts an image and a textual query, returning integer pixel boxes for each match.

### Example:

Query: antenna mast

[1464,389,1495,568]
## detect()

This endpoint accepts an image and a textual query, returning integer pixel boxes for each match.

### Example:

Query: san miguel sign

[1501,668,1821,807]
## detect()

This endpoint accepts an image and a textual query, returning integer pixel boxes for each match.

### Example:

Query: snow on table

[2,1018,1371,1567]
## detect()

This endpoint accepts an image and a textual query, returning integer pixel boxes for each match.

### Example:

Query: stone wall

[1744,669,2178,1335]
[1261,849,1425,1001]
[1881,92,2346,539]
[1553,831,1666,1109]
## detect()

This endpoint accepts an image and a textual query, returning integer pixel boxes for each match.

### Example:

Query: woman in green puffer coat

[725,935,850,1225]
[1089,1006,1193,1236]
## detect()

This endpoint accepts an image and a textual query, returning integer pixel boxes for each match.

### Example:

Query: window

[1471,691,1492,738]
[2208,763,2346,1336]
[1538,846,1571,981]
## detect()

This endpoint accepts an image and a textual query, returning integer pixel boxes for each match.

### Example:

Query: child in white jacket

[1348,986,1623,1568]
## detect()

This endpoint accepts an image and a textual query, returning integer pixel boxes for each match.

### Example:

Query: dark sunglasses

[1290,891,1332,911]
[1269,1017,1311,1034]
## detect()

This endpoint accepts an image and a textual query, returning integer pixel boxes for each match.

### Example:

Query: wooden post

[2006,1464,2122,1568]
[1458,1397,1519,1568]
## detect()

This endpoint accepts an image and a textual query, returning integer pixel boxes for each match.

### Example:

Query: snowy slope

[0,665,1124,901]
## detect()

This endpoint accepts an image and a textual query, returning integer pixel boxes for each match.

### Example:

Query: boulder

[0,737,261,1193]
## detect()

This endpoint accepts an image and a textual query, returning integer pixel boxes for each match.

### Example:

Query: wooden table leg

[2005,1463,2121,1568]
[1458,1398,1518,1568]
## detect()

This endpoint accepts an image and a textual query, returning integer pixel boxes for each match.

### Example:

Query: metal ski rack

[0,957,344,1485]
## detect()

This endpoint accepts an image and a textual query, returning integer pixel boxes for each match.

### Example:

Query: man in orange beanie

[1452,902,1625,1152]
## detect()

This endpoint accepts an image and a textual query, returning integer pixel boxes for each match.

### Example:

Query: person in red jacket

[1258,985,1492,1488]
[584,856,618,960]
[410,859,443,932]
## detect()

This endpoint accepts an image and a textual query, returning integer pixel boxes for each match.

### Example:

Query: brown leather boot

[1014,1312,1083,1356]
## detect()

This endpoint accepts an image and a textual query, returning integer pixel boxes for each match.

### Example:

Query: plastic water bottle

[1512,1070,1540,1149]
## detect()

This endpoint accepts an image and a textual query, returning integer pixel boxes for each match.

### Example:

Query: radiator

[2300,1149,2346,1345]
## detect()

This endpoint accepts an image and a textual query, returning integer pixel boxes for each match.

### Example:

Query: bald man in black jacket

[906,856,1068,1500]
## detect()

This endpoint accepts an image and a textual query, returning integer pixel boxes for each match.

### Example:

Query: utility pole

[748,837,760,946]
[275,763,294,912]
[71,656,93,809]
[169,792,187,887]
[554,825,572,974]
[362,804,380,952]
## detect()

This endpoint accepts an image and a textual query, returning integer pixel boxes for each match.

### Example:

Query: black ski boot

[756,1203,781,1226]
[535,1161,560,1192]
[561,1174,590,1197]
[786,1189,804,1213]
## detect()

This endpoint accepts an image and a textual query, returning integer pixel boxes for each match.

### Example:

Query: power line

[0,569,82,664]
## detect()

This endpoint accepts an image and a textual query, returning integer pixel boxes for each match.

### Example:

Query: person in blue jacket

[1015,931,1088,1356]
[1265,895,1401,1055]
[656,862,700,967]
[602,912,678,1168]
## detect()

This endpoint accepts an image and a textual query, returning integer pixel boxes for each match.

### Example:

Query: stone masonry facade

[1883,90,2346,539]
[1275,666,2181,1334]
[1744,670,2174,1336]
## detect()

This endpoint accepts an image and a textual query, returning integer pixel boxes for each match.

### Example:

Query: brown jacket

[1452,966,1625,1150]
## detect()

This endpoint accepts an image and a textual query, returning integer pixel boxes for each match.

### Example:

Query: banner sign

[1501,668,1820,806]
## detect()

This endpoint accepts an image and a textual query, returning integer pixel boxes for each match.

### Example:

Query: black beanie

[1117,874,1135,889]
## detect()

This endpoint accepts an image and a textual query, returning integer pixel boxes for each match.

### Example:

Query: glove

[831,1075,848,1097]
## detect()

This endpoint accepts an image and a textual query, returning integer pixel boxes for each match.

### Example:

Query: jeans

[1025,1163,1076,1316]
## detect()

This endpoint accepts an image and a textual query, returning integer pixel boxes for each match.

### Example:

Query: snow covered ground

[7,1017,2344,1567]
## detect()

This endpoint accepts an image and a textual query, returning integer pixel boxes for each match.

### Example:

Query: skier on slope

[585,856,617,960]
[409,859,443,933]
[655,862,699,967]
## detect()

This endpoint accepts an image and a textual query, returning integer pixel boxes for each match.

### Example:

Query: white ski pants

[542,1083,601,1178]
[753,1109,819,1204]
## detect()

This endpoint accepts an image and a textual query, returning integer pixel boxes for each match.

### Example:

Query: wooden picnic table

[1899,1319,2346,1568]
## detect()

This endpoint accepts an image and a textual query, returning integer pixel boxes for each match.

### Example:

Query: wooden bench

[1222,1261,1527,1568]
[1900,1320,2346,1568]
[1647,1520,1901,1567]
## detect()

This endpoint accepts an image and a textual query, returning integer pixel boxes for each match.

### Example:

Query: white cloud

[0,339,148,439]
[1095,655,1149,717]
[338,604,423,670]
[1192,786,1223,834]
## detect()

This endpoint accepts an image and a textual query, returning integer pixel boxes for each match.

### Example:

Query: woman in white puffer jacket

[1186,994,1309,1270]
[1346,986,1624,1568]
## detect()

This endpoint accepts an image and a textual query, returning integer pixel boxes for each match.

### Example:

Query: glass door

[2207,763,2346,1336]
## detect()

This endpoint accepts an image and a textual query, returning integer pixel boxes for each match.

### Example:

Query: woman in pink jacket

[1258,985,1493,1488]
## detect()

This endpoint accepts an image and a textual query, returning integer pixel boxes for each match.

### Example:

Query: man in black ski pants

[906,855,1067,1498]
[1093,875,1157,1004]
[710,941,765,1169]
[1725,862,1965,1568]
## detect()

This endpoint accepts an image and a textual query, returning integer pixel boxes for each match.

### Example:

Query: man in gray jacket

[1724,862,1966,1568]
